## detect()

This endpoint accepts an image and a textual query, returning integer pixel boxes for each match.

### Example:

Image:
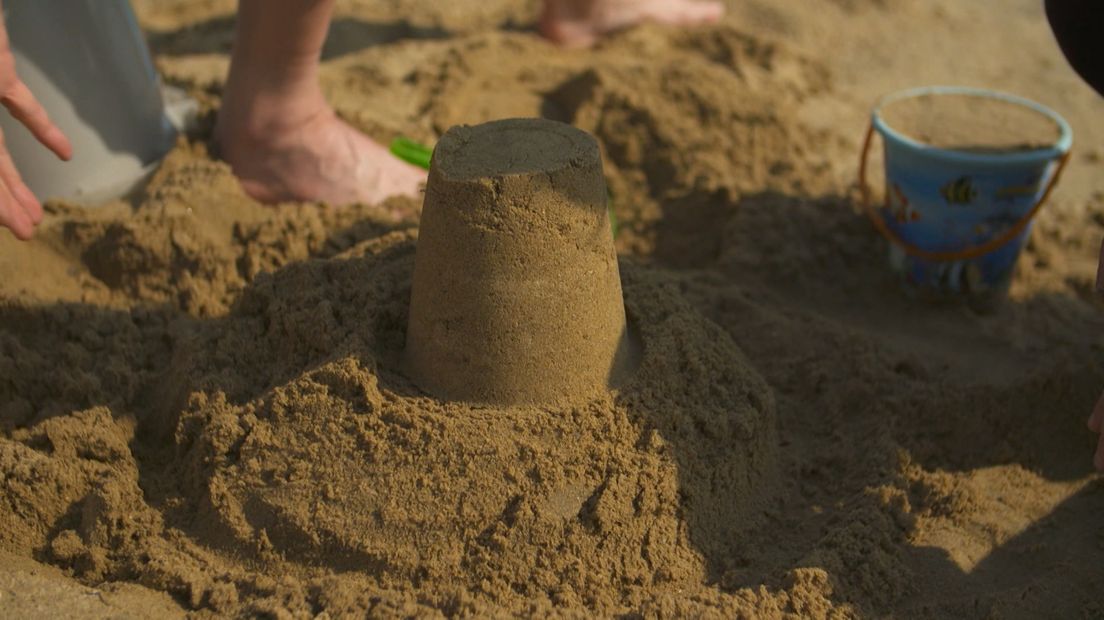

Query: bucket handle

[857,124,1070,263]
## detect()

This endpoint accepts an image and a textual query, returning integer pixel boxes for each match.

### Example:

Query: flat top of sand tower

[433,118,601,181]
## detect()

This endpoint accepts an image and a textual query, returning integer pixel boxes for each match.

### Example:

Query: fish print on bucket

[940,176,978,205]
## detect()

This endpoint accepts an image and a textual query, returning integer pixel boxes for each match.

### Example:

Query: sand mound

[2,226,777,615]
[169,232,774,614]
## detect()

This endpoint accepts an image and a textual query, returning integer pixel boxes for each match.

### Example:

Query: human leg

[215,0,424,211]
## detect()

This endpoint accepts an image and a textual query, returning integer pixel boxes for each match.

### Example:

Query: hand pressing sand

[541,0,724,48]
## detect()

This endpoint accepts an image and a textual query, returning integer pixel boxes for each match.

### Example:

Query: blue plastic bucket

[859,86,1072,299]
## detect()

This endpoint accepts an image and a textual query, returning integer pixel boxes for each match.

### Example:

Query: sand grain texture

[1,0,1103,617]
[406,118,635,406]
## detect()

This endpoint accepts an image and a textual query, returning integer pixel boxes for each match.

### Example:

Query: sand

[406,118,634,406]
[879,93,1063,152]
[1,0,1103,617]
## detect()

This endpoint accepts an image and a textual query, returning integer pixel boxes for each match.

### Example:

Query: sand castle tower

[405,118,635,406]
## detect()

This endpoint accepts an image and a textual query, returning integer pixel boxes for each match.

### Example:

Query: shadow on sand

[638,186,1103,616]
[1,187,1102,616]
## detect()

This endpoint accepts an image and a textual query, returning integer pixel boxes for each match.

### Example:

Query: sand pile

[1,116,778,615]
[2,220,777,616]
[2,0,1104,617]
[163,233,775,615]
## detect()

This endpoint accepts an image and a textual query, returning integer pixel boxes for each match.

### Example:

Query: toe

[398,162,427,198]
[377,161,426,217]
[651,0,725,26]
[539,12,599,48]
[684,1,725,24]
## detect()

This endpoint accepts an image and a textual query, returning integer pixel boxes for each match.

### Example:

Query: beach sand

[1,0,1102,617]
[879,92,1064,152]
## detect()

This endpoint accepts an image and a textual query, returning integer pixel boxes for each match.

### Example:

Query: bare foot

[215,106,425,213]
[540,0,724,48]
[214,0,424,216]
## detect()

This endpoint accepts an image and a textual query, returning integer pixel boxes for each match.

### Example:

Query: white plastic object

[0,0,177,204]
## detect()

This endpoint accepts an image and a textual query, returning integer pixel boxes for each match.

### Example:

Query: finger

[1095,432,1104,472]
[0,80,72,161]
[0,183,34,240]
[1089,390,1104,433]
[0,132,41,224]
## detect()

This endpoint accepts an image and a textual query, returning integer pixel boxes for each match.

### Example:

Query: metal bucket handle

[857,123,1070,263]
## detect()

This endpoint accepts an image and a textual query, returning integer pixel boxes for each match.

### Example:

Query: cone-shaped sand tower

[405,118,635,406]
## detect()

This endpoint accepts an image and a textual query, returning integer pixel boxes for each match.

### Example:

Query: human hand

[0,8,72,240]
[1092,238,1104,471]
